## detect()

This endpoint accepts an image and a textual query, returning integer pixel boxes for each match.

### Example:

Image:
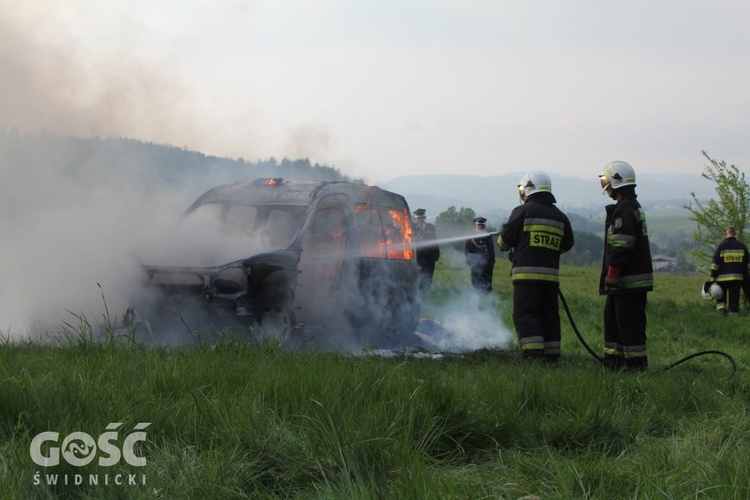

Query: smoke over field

[0,138,188,338]
[0,139,515,354]
[0,3,513,352]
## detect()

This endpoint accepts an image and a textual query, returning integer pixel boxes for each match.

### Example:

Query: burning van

[129,178,421,349]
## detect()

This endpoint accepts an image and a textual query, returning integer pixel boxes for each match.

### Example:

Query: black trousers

[603,292,648,368]
[717,281,742,313]
[513,282,560,357]
[470,265,494,293]
[418,263,436,291]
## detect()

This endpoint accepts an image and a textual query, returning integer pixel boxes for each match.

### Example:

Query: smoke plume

[0,2,513,353]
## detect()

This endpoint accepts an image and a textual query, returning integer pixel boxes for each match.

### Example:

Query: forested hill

[383,172,717,215]
[0,128,347,199]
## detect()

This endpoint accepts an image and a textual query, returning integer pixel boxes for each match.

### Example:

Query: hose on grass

[558,288,737,376]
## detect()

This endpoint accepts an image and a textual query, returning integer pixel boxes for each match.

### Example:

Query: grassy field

[1,256,750,498]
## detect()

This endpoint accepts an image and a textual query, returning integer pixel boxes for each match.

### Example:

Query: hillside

[382,172,716,217]
[1,128,715,219]
[0,128,348,201]
[0,129,705,269]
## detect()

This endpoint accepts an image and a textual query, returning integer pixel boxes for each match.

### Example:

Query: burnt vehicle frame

[131,178,421,348]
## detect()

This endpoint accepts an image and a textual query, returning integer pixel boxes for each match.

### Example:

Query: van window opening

[185,203,306,250]
[355,205,413,260]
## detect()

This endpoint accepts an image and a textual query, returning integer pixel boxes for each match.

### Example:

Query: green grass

[1,259,750,498]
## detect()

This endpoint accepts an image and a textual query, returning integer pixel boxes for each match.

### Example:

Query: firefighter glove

[605,266,621,288]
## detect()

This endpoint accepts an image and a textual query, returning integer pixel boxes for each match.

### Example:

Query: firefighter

[464,216,496,293]
[598,161,654,371]
[498,171,574,362]
[710,226,749,315]
[412,208,440,291]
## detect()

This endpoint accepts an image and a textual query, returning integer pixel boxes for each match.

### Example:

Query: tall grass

[1,258,749,498]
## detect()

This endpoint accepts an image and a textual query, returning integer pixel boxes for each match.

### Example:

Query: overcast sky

[2,0,749,184]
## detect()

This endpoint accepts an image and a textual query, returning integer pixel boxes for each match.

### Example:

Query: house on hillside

[652,255,677,273]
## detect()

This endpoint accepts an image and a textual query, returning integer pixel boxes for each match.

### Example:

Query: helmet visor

[599,175,611,191]
[518,178,533,199]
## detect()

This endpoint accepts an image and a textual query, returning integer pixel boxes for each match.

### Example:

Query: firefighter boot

[544,353,560,364]
[521,349,545,361]
[602,354,625,371]
[623,356,648,372]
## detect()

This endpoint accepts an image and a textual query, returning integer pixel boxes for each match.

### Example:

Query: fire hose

[557,289,737,376]
[430,231,737,374]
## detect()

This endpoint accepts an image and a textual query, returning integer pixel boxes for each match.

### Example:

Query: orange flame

[355,203,414,260]
[387,209,413,260]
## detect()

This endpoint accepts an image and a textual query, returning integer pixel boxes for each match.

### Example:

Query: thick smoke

[0,131,517,351]
[0,4,208,339]
[286,235,514,354]
[0,2,514,352]
[0,2,332,168]
[413,249,513,352]
[0,3,198,149]
[418,290,513,352]
[0,2,298,341]
[0,147,190,339]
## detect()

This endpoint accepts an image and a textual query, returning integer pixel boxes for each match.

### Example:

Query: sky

[2,1,750,184]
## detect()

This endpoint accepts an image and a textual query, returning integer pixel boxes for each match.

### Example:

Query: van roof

[187,179,410,211]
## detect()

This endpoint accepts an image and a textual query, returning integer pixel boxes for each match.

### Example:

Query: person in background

[464,216,496,293]
[710,226,749,315]
[412,208,440,291]
[499,172,574,362]
[598,161,653,371]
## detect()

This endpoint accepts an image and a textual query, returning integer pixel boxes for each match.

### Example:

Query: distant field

[582,210,697,240]
[648,214,696,236]
[648,205,694,218]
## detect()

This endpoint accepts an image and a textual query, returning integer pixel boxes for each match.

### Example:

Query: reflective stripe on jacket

[498,194,574,284]
[710,237,749,282]
[599,197,654,294]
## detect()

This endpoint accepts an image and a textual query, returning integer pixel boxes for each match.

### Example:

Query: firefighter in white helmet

[498,171,574,362]
[709,226,749,315]
[598,161,653,371]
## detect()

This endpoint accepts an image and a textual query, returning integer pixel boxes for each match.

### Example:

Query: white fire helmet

[701,281,723,301]
[518,171,552,200]
[599,161,637,194]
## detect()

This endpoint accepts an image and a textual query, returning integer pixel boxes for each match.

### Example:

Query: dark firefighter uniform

[412,209,440,291]
[499,192,574,360]
[465,219,496,293]
[710,234,749,314]
[600,196,654,370]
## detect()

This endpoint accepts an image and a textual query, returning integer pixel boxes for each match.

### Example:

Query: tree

[684,151,750,267]
[434,206,477,250]
[560,230,603,266]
